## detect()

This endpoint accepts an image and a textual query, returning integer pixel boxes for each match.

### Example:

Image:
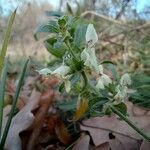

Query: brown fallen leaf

[72,133,90,150]
[140,140,150,150]
[55,117,71,145]
[5,90,41,150]
[24,90,54,150]
[93,142,110,150]
[80,102,150,150]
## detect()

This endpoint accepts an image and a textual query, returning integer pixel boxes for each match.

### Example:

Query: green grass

[0,59,29,149]
[0,9,16,74]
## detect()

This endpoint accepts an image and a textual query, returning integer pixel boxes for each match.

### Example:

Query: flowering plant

[35,14,150,141]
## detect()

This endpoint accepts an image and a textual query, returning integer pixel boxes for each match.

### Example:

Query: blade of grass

[0,9,16,74]
[0,59,9,138]
[0,59,29,149]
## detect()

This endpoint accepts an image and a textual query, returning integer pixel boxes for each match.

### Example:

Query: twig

[81,11,130,28]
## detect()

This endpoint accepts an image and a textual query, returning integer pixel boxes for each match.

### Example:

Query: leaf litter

[2,75,150,150]
[76,102,150,150]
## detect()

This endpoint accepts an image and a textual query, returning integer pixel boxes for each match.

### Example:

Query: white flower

[96,74,112,89]
[52,65,70,78]
[96,77,105,89]
[114,74,131,103]
[37,68,52,75]
[81,47,99,72]
[38,65,71,93]
[52,65,71,92]
[86,24,98,48]
[81,24,100,73]
[114,85,128,101]
[120,73,131,86]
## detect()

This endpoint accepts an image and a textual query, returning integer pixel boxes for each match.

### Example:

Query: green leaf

[34,21,59,40]
[66,2,73,15]
[58,17,66,27]
[89,99,108,117]
[0,59,9,136]
[45,11,63,17]
[59,82,65,92]
[57,99,77,111]
[44,39,67,58]
[0,9,16,74]
[73,25,87,48]
[0,59,29,149]
[113,102,127,116]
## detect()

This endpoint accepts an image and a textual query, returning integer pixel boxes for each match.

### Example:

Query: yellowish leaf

[74,98,88,121]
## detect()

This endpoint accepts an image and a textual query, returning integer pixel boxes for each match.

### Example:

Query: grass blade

[0,59,29,149]
[0,59,9,138]
[0,9,16,74]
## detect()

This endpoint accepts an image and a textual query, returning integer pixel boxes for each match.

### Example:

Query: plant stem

[110,105,150,142]
[81,71,88,91]
[65,41,76,59]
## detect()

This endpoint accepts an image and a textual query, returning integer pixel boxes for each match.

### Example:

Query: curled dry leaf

[22,90,54,150]
[74,98,89,121]
[80,102,150,150]
[5,90,41,150]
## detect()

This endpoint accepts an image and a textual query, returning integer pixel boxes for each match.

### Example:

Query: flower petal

[64,80,71,93]
[99,65,104,74]
[37,68,52,75]
[52,65,70,78]
[115,85,128,101]
[120,73,131,86]
[101,74,112,86]
[86,24,98,47]
[96,78,105,89]
[81,48,99,72]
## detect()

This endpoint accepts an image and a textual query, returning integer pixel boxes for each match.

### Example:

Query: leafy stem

[65,41,76,59]
[110,104,150,142]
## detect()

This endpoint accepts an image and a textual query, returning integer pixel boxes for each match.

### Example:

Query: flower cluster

[38,23,131,104]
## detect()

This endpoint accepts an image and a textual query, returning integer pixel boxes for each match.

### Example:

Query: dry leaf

[55,118,71,145]
[72,133,90,150]
[80,102,150,150]
[74,98,89,121]
[140,140,150,150]
[23,90,54,150]
[94,142,110,150]
[5,90,41,150]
